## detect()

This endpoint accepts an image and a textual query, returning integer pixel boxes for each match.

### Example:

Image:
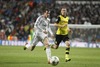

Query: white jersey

[31,15,53,46]
[34,15,53,35]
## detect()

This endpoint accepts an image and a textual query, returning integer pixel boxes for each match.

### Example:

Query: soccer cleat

[23,43,28,50]
[47,58,51,64]
[44,47,46,50]
[23,46,27,50]
[48,61,50,64]
[65,58,71,62]
[31,45,35,51]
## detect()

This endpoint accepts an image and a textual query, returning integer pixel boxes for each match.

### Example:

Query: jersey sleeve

[34,16,44,32]
[48,25,53,35]
[55,16,60,24]
[68,17,71,24]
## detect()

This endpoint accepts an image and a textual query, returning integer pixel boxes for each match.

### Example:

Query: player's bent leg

[44,44,58,50]
[30,37,38,51]
[51,44,59,49]
[44,39,59,50]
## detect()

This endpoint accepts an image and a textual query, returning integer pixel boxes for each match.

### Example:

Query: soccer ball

[50,56,59,66]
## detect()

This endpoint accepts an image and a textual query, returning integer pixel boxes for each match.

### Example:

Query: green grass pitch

[0,46,100,67]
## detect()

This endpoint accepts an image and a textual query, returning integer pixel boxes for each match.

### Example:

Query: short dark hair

[42,8,50,13]
[61,6,67,10]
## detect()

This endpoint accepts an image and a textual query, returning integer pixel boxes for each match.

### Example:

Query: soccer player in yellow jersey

[52,7,72,62]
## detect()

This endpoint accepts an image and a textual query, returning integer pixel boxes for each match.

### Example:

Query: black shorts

[55,34,69,46]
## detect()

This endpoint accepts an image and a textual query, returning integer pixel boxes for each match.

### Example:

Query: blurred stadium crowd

[0,0,100,43]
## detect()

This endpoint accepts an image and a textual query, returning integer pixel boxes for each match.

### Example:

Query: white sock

[46,47,51,61]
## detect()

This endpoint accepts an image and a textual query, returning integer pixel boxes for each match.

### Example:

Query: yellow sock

[65,47,70,60]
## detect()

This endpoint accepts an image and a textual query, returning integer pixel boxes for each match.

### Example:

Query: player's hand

[54,23,67,28]
[60,25,65,28]
[61,24,67,28]
[64,24,67,27]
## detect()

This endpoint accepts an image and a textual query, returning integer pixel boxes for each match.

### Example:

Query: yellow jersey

[56,15,69,35]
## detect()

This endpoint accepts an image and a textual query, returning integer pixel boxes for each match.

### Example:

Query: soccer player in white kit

[24,9,54,64]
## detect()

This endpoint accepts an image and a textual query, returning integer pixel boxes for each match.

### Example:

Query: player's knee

[67,43,70,46]
[55,45,59,49]
[44,38,49,45]
[45,41,49,45]
[44,41,50,47]
[55,47,58,49]
[65,41,70,46]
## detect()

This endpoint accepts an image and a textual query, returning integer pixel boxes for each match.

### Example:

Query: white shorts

[31,31,48,46]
